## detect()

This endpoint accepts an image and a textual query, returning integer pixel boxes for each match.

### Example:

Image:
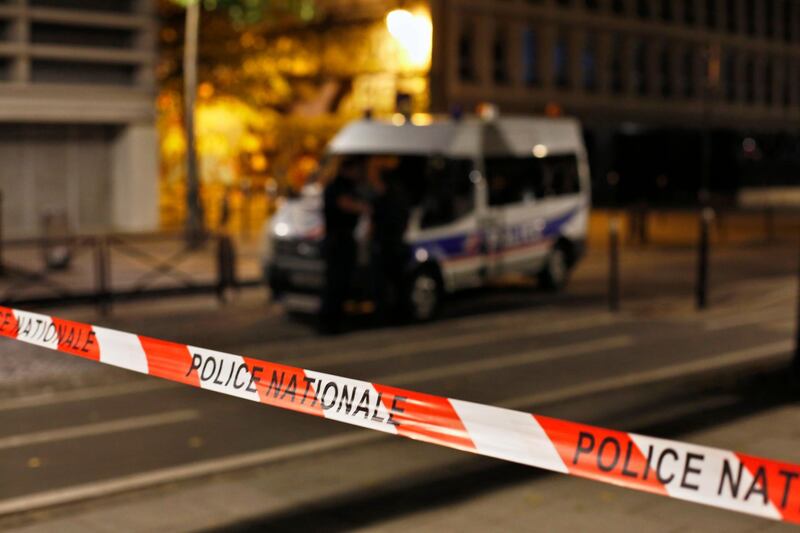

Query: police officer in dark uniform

[367,157,410,324]
[320,157,369,334]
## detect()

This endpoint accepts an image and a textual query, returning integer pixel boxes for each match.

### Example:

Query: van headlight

[274,222,290,237]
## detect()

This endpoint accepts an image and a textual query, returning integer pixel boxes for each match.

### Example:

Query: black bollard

[95,237,111,316]
[0,190,4,277]
[609,217,620,312]
[696,207,714,310]
[216,234,236,303]
[765,207,775,244]
[793,236,800,379]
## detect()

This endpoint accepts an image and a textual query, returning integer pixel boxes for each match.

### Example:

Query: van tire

[539,243,570,291]
[405,266,443,322]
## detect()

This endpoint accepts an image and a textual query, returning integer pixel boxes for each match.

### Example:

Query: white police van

[263,114,591,321]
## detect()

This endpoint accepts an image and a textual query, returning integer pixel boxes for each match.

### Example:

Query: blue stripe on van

[412,206,579,261]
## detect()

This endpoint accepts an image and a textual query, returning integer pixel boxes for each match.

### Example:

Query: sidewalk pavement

[588,208,800,248]
[1,208,797,305]
[0,235,263,304]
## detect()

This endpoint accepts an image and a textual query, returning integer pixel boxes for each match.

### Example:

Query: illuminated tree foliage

[171,0,315,25]
[157,0,430,231]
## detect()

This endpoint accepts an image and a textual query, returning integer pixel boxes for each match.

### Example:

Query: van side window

[486,157,544,205]
[421,158,474,228]
[486,155,580,204]
[541,155,581,196]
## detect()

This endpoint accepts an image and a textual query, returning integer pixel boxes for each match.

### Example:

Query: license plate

[290,272,323,288]
[284,293,321,313]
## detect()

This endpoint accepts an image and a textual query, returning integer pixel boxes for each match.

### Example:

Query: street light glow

[386,8,432,69]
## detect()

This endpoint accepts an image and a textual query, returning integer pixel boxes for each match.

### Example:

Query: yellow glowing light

[241,132,261,152]
[162,126,186,158]
[391,113,407,126]
[157,93,174,111]
[532,144,548,158]
[386,8,432,69]
[198,82,215,99]
[251,153,268,172]
[411,113,433,126]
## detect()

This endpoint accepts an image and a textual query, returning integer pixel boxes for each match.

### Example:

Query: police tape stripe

[0,306,798,525]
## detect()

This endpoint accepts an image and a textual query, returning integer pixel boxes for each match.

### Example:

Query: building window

[765,59,774,105]
[706,0,717,28]
[30,0,136,13]
[783,0,793,42]
[492,28,508,85]
[522,27,539,86]
[32,60,136,86]
[582,32,597,91]
[585,0,599,10]
[554,32,569,88]
[726,0,738,33]
[745,0,756,35]
[659,46,671,97]
[612,0,625,15]
[637,0,650,18]
[458,23,475,82]
[683,0,695,24]
[791,61,800,105]
[661,0,673,21]
[723,51,736,102]
[556,0,571,6]
[744,56,756,103]
[0,58,10,82]
[765,0,775,38]
[610,33,623,93]
[682,48,694,98]
[31,23,135,49]
[0,20,11,42]
[632,40,647,95]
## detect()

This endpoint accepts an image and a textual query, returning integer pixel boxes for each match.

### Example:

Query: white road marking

[704,307,791,331]
[0,380,173,413]
[0,410,199,450]
[376,335,634,386]
[0,431,382,517]
[250,309,616,362]
[500,339,792,410]
[764,320,795,333]
[294,313,619,368]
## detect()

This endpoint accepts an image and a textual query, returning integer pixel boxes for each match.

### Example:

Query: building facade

[432,0,800,127]
[0,0,158,237]
[429,0,800,204]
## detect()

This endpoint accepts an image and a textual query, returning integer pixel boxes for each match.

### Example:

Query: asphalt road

[0,241,797,531]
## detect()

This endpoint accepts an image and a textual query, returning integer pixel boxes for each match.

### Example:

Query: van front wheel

[539,244,570,291]
[406,268,442,322]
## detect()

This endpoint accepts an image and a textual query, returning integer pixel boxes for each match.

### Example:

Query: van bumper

[266,258,325,298]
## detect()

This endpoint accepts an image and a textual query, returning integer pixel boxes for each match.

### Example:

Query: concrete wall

[0,0,158,238]
[111,122,158,232]
[0,124,113,237]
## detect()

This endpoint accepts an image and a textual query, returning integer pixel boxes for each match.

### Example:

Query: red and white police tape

[1,306,799,525]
